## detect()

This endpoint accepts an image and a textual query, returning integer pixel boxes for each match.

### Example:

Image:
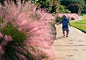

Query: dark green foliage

[84,0,86,3]
[50,5,57,13]
[0,0,71,13]
[51,22,56,35]
[31,0,49,7]
[59,5,71,13]
[0,0,5,5]
[60,0,86,14]
[55,17,63,23]
[2,43,20,60]
[66,3,82,14]
[83,6,86,14]
[0,21,36,60]
[31,0,71,13]
[40,54,47,59]
[31,0,53,12]
[2,22,26,45]
[51,22,56,29]
[60,0,86,8]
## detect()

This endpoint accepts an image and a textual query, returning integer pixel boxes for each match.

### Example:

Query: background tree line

[0,0,86,14]
[60,0,86,14]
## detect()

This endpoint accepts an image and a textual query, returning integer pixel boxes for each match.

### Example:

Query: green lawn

[79,14,86,16]
[71,19,86,33]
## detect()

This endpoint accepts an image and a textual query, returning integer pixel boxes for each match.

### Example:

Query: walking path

[70,17,84,22]
[52,24,86,60]
[44,17,86,60]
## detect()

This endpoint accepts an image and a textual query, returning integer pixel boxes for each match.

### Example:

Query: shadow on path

[56,36,66,40]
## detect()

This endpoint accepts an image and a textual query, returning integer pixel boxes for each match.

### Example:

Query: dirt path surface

[51,24,86,60]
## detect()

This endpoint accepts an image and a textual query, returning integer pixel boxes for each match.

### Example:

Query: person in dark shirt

[56,15,71,37]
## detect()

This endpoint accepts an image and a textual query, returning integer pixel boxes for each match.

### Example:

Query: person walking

[56,15,71,37]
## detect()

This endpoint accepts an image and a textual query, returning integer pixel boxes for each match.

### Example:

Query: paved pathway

[52,24,86,60]
[43,17,86,60]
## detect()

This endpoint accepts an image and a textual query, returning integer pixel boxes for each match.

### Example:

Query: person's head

[63,15,67,18]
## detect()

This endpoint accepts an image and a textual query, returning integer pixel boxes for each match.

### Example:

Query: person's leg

[66,32,69,37]
[66,28,69,37]
[62,28,65,37]
[63,31,65,36]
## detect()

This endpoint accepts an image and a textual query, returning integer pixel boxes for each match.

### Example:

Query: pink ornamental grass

[0,33,3,39]
[0,0,56,59]
[1,40,7,46]
[4,35,13,42]
[17,54,27,60]
[0,4,1,7]
[0,45,4,55]
[58,13,80,20]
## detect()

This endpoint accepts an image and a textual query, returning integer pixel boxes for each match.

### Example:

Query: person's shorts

[62,28,69,32]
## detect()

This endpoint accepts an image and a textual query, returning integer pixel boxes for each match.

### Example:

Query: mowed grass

[71,19,86,33]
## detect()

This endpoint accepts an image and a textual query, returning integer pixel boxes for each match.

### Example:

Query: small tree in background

[66,3,83,15]
[59,5,71,13]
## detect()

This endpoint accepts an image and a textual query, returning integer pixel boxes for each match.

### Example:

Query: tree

[84,0,86,3]
[66,3,83,15]
[60,0,86,8]
[31,0,60,13]
[59,5,71,13]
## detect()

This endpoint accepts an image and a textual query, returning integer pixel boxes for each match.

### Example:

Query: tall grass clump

[0,0,56,60]
[0,20,36,60]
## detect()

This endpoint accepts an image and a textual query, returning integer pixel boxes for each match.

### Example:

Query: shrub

[66,3,83,15]
[55,17,63,23]
[59,5,71,13]
[0,0,56,60]
[0,21,36,60]
[58,13,80,20]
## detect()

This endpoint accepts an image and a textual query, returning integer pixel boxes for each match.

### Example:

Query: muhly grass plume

[0,0,56,59]
[0,33,12,55]
[58,13,80,20]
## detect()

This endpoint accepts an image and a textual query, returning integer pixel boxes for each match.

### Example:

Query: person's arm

[56,20,63,25]
[69,23,71,27]
[56,22,61,25]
